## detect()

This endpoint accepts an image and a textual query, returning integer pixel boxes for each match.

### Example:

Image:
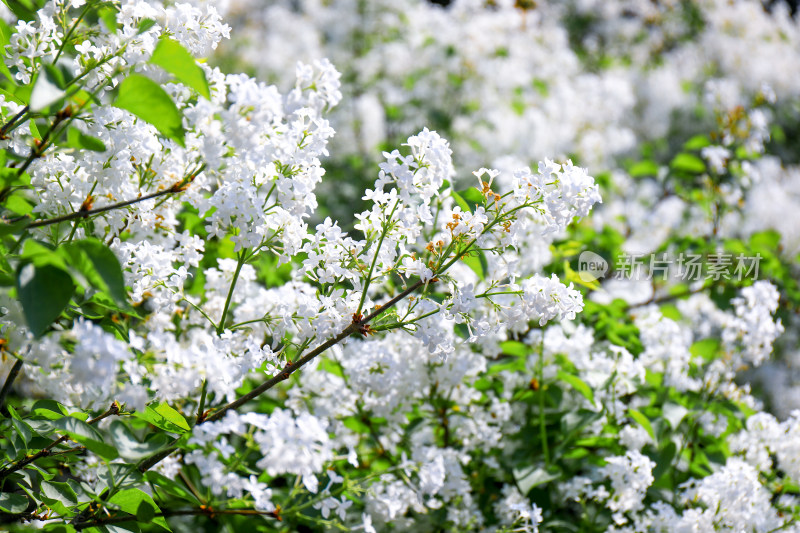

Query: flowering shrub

[0,1,799,532]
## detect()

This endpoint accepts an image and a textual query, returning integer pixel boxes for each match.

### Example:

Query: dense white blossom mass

[0,0,798,531]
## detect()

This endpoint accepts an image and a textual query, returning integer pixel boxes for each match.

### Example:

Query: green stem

[435,203,528,275]
[216,250,248,335]
[194,379,207,426]
[476,290,523,298]
[369,309,439,332]
[54,1,93,63]
[229,316,272,330]
[356,199,399,315]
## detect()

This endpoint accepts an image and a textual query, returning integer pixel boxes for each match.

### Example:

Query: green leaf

[0,87,25,105]
[461,250,486,280]
[0,20,15,84]
[342,415,370,434]
[16,263,75,337]
[113,74,185,147]
[0,19,12,51]
[149,37,210,99]
[6,403,21,420]
[55,417,118,460]
[146,472,202,505]
[749,229,781,250]
[97,5,119,33]
[554,239,583,258]
[106,524,142,533]
[628,409,655,440]
[690,338,720,361]
[108,488,170,531]
[12,418,32,445]
[30,65,67,112]
[32,399,68,420]
[109,420,169,461]
[453,187,485,212]
[41,525,78,532]
[513,466,560,495]
[684,135,711,150]
[95,464,144,494]
[41,481,79,506]
[134,402,190,433]
[0,166,25,188]
[66,127,107,152]
[22,240,70,270]
[451,190,469,213]
[5,194,34,215]
[137,18,157,34]
[670,153,706,174]
[0,218,27,237]
[1,0,36,21]
[69,89,101,108]
[557,371,595,406]
[0,491,29,513]
[62,239,127,305]
[25,418,59,436]
[29,118,42,140]
[653,441,677,480]
[628,160,659,178]
[662,403,689,429]
[561,409,602,434]
[660,304,682,321]
[499,340,530,358]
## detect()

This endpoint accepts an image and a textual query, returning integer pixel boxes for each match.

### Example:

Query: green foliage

[149,37,211,100]
[16,263,74,337]
[113,74,185,147]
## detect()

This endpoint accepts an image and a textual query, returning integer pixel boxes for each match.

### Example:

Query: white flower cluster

[0,0,348,407]
[24,318,141,409]
[2,0,798,531]
[651,458,782,532]
[187,409,334,509]
[601,450,655,525]
[520,274,584,328]
[723,280,784,368]
[730,411,800,482]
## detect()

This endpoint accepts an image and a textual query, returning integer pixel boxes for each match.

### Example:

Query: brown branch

[0,106,29,139]
[19,180,193,230]
[0,359,24,414]
[0,401,119,479]
[6,107,74,195]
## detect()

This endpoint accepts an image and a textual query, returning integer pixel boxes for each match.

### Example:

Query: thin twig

[11,107,73,183]
[31,182,191,229]
[0,106,29,138]
[2,179,194,231]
